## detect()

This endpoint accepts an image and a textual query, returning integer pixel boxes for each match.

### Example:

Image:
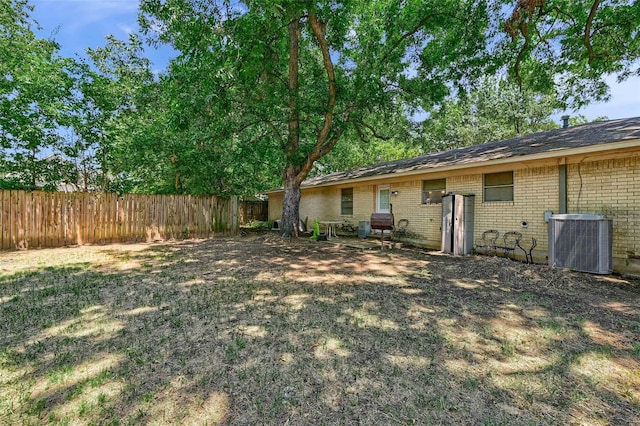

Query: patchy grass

[1,235,639,425]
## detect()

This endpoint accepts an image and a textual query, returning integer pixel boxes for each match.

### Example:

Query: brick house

[267,117,640,274]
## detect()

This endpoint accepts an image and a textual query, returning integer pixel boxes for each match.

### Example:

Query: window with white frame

[483,171,514,202]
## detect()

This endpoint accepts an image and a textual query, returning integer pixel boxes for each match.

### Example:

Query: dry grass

[1,233,639,425]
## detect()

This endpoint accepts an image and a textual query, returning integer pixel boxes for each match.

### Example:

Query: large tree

[139,0,492,235]
[0,0,77,190]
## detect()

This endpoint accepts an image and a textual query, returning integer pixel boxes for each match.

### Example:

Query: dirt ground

[1,231,639,425]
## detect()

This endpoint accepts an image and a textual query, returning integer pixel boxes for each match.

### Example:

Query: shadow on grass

[1,235,639,424]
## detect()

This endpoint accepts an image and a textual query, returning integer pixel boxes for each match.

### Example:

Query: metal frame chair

[394,219,409,238]
[497,231,522,260]
[517,237,537,264]
[474,229,499,255]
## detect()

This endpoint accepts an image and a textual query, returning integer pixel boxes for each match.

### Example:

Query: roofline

[264,138,640,193]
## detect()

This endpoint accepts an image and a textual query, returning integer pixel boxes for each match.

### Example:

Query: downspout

[559,164,568,214]
[559,116,570,213]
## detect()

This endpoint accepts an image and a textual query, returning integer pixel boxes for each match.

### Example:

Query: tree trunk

[280,14,302,238]
[281,167,301,237]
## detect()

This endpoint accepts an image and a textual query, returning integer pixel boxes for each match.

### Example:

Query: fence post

[231,196,239,234]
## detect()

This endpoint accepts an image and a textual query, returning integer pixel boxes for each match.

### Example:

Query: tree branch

[264,120,284,147]
[353,122,367,142]
[384,13,438,62]
[288,12,345,187]
[355,120,393,141]
[308,13,337,151]
[584,0,601,64]
[286,14,300,155]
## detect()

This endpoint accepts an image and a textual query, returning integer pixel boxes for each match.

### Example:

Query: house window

[341,188,353,215]
[422,179,446,204]
[484,171,514,202]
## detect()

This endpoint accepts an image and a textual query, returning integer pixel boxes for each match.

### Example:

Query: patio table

[319,220,342,239]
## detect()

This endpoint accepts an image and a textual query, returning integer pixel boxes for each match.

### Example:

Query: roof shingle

[301,117,640,188]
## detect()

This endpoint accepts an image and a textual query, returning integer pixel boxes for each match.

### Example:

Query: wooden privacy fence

[0,190,238,250]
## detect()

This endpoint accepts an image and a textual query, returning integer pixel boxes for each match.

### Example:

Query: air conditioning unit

[548,214,613,274]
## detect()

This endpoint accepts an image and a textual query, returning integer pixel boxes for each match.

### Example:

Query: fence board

[33,192,41,247]
[102,193,109,243]
[95,193,102,244]
[157,194,164,240]
[101,193,108,243]
[87,193,95,244]
[57,192,64,246]
[124,195,131,243]
[43,192,50,247]
[125,195,132,242]
[116,195,123,242]
[66,194,76,246]
[17,191,25,249]
[63,193,70,246]
[24,191,32,248]
[33,191,40,247]
[12,191,18,249]
[77,192,84,244]
[48,192,57,248]
[108,193,116,243]
[144,195,151,241]
[27,192,34,248]
[137,196,144,241]
[1,191,5,249]
[80,192,87,245]
[138,196,144,240]
[0,191,6,249]
[8,191,14,248]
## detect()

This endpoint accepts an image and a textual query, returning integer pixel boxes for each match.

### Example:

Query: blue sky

[30,0,640,123]
[30,0,174,73]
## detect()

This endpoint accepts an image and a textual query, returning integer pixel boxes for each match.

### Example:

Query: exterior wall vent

[548,214,613,274]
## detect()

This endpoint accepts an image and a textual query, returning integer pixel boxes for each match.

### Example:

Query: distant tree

[309,109,423,176]
[78,35,156,194]
[422,77,560,151]
[567,114,609,127]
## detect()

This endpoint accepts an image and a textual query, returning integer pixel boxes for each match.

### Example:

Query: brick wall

[567,157,640,271]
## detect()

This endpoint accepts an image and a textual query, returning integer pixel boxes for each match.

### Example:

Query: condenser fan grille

[548,214,612,274]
